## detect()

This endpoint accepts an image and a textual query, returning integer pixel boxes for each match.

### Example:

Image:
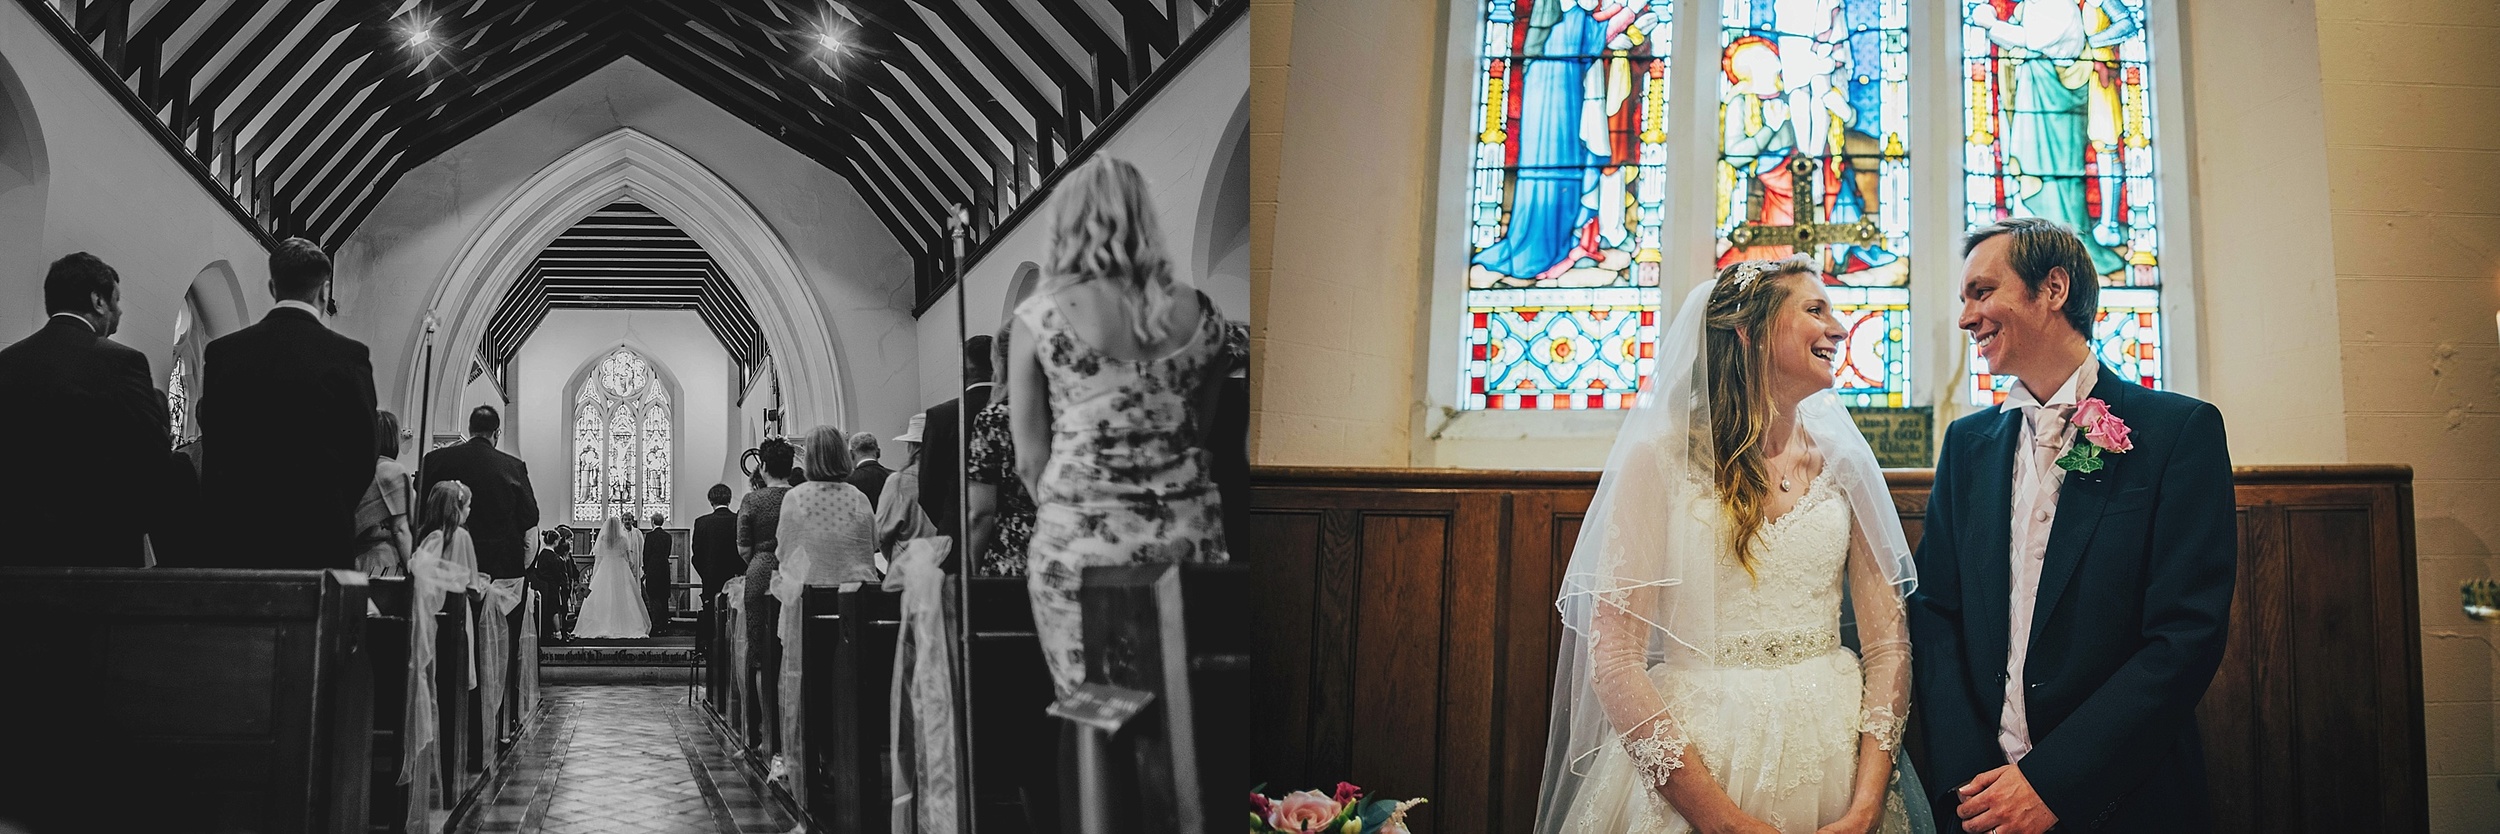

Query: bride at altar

[573,516,651,639]
[1536,258,1933,834]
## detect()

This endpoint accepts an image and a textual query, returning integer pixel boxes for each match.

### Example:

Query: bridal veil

[1532,275,1920,831]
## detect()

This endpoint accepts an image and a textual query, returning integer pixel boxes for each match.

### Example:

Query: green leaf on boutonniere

[2056,442,2106,474]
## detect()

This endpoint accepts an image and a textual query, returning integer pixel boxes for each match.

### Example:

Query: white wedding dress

[573,538,650,639]
[1562,468,1918,834]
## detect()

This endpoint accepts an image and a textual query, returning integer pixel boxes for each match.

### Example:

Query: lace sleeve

[1585,434,1692,787]
[1592,590,1689,785]
[1848,529,1911,751]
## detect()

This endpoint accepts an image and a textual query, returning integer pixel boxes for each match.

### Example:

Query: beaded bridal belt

[1714,624,1840,669]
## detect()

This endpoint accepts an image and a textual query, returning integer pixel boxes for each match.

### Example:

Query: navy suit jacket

[197,307,378,569]
[0,316,169,567]
[1909,367,2236,833]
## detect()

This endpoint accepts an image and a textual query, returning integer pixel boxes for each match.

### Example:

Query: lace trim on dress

[1622,717,1689,787]
[1713,624,1840,669]
[1860,704,1907,752]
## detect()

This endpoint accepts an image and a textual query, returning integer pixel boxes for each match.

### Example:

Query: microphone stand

[947,204,979,832]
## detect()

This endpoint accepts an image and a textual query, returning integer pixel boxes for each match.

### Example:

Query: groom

[1910,218,2236,833]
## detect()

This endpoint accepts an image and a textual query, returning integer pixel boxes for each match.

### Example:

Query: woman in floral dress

[1008,157,1231,695]
[968,325,1037,577]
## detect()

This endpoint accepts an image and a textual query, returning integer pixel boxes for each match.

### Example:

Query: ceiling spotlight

[816,31,843,53]
[401,22,435,49]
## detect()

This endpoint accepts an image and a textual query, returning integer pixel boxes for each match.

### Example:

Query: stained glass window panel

[1460,0,1674,411]
[1828,286,1909,407]
[607,408,636,519]
[1964,0,2165,403]
[1464,287,1661,410]
[1717,0,1913,404]
[167,359,188,446]
[1715,0,1912,281]
[573,399,605,522]
[641,402,671,521]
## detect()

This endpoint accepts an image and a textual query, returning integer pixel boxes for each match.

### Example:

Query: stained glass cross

[1726,156,1886,255]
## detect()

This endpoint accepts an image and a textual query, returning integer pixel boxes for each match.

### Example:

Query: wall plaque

[1848,406,1933,468]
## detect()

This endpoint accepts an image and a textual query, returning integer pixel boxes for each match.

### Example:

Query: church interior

[1,0,1246,831]
[1248,0,2499,832]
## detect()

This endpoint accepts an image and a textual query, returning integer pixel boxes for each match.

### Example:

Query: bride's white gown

[573,545,650,639]
[1566,470,1915,833]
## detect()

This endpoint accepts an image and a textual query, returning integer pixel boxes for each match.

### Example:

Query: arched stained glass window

[1964,0,2164,404]
[1459,0,1675,411]
[1717,0,1913,408]
[571,347,673,522]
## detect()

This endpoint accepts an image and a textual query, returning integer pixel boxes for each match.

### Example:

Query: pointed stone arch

[407,128,842,442]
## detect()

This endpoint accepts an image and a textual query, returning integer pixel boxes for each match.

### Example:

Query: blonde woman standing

[1008,157,1232,696]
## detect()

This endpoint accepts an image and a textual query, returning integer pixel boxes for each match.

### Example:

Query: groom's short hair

[1962,217,2099,337]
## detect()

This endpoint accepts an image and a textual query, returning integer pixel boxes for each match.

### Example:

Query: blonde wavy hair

[1705,255,1821,579]
[1046,157,1178,345]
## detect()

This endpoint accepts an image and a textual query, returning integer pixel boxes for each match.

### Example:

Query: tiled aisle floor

[456,685,800,834]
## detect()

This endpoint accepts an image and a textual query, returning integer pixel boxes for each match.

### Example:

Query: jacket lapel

[1962,406,2021,700]
[2025,366,2131,650]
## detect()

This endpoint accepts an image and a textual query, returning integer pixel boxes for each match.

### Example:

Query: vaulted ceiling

[22,0,1243,306]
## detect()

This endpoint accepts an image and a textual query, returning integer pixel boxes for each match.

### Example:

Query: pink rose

[1332,782,1364,806]
[2086,415,2133,452]
[2070,397,2112,428]
[1265,790,1344,833]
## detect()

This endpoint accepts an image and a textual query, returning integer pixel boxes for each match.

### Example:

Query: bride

[573,516,651,639]
[1536,258,1933,834]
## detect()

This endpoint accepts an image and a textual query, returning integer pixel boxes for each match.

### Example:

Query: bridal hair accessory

[2055,397,2132,474]
[1250,783,1427,834]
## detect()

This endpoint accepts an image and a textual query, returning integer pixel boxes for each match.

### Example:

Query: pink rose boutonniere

[2056,396,2132,474]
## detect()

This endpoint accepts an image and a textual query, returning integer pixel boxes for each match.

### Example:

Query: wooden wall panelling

[1250,466,2427,833]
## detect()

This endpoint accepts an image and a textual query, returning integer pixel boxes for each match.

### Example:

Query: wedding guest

[1010,157,1232,695]
[739,436,800,750]
[1210,321,1252,556]
[353,411,416,576]
[529,530,580,640]
[415,480,477,573]
[420,405,539,580]
[0,253,165,568]
[967,326,1036,576]
[875,413,938,560]
[845,431,893,507]
[199,238,378,569]
[642,511,674,624]
[918,335,995,562]
[691,484,740,649]
[780,425,882,584]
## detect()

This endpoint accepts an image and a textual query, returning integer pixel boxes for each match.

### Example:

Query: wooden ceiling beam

[628,12,966,219]
[320,34,633,247]
[851,0,1071,149]
[217,1,384,143]
[658,0,992,207]
[192,0,353,113]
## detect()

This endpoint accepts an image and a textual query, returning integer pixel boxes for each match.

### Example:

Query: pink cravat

[2001,402,2074,762]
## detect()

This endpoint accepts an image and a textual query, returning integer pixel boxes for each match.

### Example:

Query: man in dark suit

[0,253,170,567]
[528,530,580,640]
[690,484,740,650]
[845,431,893,507]
[919,335,993,564]
[197,239,379,569]
[1910,218,2235,834]
[421,405,540,579]
[642,512,674,625]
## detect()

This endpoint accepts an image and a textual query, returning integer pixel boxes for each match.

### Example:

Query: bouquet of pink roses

[1250,782,1426,834]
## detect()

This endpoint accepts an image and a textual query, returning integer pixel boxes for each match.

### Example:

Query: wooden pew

[436,590,476,809]
[366,577,415,833]
[792,576,1054,834]
[1244,464,2427,834]
[1068,563,1253,834]
[0,568,373,834]
[804,583,899,833]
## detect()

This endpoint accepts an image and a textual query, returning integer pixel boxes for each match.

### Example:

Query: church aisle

[456,685,799,834]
